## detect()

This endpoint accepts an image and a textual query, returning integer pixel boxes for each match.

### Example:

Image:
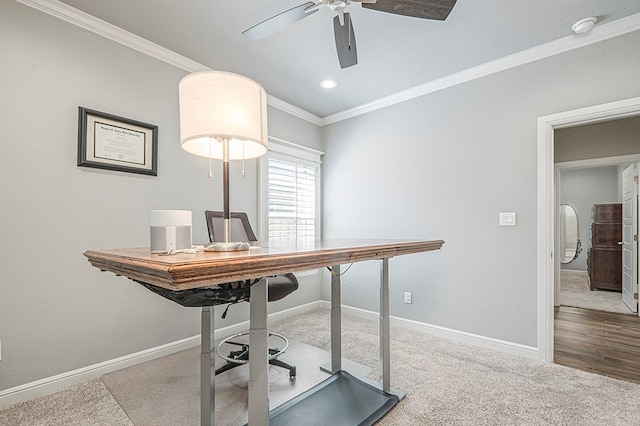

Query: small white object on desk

[150,210,192,253]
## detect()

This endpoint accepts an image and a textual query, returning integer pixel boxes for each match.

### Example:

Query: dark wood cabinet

[588,203,622,291]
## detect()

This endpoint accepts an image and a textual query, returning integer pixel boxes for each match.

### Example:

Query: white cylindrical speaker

[150,210,192,253]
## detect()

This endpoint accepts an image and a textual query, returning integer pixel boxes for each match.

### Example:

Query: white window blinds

[259,138,322,243]
[267,157,316,240]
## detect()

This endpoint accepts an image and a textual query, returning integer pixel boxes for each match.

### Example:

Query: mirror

[560,204,582,263]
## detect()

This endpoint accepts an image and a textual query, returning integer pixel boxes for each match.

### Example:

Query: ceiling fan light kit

[243,0,457,69]
[328,0,348,11]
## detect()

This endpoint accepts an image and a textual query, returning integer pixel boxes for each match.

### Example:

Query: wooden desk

[84,239,444,425]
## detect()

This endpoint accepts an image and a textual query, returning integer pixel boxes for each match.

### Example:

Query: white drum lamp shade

[178,70,268,249]
[178,71,268,159]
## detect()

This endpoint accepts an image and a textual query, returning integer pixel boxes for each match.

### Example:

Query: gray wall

[560,167,620,271]
[555,116,640,162]
[0,1,321,392]
[2,0,640,395]
[321,30,640,347]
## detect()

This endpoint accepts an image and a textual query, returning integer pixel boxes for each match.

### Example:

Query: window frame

[258,137,323,245]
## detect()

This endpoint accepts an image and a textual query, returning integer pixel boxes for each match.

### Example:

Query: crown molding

[16,0,323,125]
[321,12,640,125]
[16,1,640,127]
[267,95,324,126]
[16,0,209,72]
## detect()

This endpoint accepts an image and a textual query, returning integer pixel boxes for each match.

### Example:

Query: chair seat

[268,273,298,302]
[205,211,299,379]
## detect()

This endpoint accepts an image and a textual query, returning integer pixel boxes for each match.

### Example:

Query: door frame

[554,156,640,309]
[537,95,640,363]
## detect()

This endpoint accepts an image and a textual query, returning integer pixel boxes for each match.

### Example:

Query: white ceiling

[50,0,640,119]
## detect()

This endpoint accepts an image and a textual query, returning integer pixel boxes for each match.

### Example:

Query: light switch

[499,212,516,226]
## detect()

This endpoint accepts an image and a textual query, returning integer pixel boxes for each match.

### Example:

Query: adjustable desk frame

[84,239,443,425]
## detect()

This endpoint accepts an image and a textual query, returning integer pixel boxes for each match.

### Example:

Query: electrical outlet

[404,292,412,304]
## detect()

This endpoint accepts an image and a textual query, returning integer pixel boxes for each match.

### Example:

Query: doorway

[537,96,640,363]
[555,161,640,315]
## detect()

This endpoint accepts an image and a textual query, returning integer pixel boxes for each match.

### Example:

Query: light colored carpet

[0,379,132,426]
[560,271,633,314]
[270,308,640,425]
[3,307,640,425]
[101,338,369,426]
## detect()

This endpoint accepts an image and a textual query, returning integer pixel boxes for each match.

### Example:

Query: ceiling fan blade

[305,0,329,14]
[363,0,457,21]
[333,13,357,69]
[242,2,318,40]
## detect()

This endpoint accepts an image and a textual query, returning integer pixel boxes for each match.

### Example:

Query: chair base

[215,331,297,379]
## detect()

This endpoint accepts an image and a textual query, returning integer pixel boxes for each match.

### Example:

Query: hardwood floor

[554,305,640,383]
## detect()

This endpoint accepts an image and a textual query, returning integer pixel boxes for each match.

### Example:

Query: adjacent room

[1,0,640,425]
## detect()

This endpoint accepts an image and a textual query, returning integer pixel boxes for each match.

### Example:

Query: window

[267,158,316,240]
[259,138,322,243]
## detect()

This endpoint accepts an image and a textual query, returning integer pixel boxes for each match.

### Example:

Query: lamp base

[203,242,251,252]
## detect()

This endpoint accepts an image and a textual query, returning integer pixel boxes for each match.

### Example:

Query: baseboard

[0,334,199,409]
[0,300,325,409]
[0,300,535,408]
[321,302,539,360]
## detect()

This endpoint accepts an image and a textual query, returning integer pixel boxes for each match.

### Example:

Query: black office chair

[205,211,298,379]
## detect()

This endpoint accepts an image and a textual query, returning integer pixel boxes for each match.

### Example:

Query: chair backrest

[205,210,298,303]
[205,211,258,243]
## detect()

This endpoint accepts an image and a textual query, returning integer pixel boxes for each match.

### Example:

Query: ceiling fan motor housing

[329,1,349,12]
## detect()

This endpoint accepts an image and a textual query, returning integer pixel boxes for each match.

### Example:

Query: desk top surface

[84,239,444,290]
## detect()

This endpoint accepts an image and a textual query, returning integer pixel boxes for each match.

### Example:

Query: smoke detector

[572,17,597,34]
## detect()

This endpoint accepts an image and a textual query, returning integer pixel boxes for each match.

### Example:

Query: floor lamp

[179,70,268,251]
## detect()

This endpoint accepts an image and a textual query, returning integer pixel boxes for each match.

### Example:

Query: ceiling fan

[242,0,457,69]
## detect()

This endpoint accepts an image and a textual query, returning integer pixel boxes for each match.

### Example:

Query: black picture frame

[77,107,158,176]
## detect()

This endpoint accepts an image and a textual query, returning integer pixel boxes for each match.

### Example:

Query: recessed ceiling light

[572,17,597,34]
[320,79,337,89]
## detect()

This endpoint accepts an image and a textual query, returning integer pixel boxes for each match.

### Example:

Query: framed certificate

[77,107,158,176]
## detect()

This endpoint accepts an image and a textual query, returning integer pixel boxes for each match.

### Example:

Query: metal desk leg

[201,307,215,426]
[320,265,342,374]
[380,258,390,393]
[248,278,269,425]
[330,265,342,372]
